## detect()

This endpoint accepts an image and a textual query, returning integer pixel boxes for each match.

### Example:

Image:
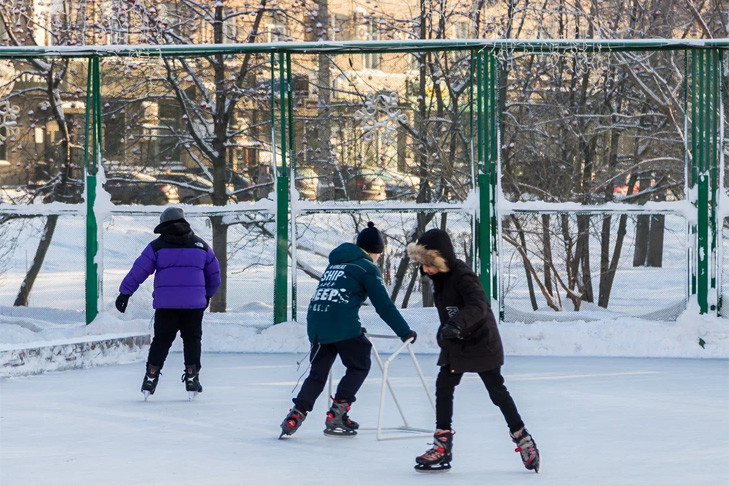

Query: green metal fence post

[476,51,490,299]
[697,50,708,313]
[84,56,101,324]
[488,53,500,308]
[273,52,290,324]
[286,53,297,321]
[709,48,719,312]
[691,48,721,315]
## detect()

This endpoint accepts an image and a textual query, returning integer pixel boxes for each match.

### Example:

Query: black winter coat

[429,260,504,373]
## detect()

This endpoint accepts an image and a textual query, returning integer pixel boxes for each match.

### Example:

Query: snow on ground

[1,353,727,486]
[2,302,728,361]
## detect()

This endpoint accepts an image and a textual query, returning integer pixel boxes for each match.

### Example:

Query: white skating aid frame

[329,334,435,440]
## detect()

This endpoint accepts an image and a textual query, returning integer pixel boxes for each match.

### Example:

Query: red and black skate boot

[181,364,202,400]
[141,364,160,400]
[414,429,454,472]
[324,398,357,437]
[279,407,307,439]
[510,427,540,473]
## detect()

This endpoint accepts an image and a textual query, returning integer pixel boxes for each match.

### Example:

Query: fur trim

[407,242,450,273]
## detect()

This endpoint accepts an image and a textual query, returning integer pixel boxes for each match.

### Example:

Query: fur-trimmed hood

[407,228,458,273]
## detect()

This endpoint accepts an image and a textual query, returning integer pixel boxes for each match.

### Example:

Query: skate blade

[188,391,199,401]
[414,463,451,472]
[323,428,357,437]
[142,391,150,401]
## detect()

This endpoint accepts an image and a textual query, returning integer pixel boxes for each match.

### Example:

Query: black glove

[438,323,463,341]
[205,296,211,309]
[115,293,130,313]
[401,330,417,344]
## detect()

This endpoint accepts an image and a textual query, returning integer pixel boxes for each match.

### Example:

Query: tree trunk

[541,214,552,295]
[646,190,666,267]
[209,9,229,312]
[576,214,593,304]
[646,214,665,267]
[598,214,629,308]
[511,215,538,310]
[632,173,652,266]
[210,216,228,312]
[14,215,58,306]
[401,265,419,309]
[597,214,612,307]
[316,0,333,199]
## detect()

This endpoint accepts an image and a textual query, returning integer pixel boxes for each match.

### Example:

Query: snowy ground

[1,353,727,486]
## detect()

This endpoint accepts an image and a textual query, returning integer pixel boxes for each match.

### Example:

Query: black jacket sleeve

[448,270,490,338]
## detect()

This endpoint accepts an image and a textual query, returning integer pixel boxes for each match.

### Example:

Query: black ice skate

[141,364,160,400]
[279,407,307,439]
[323,398,357,437]
[181,364,203,400]
[510,427,540,473]
[415,429,454,472]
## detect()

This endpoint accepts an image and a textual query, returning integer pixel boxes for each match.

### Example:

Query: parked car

[161,172,213,204]
[104,171,179,205]
[227,170,255,202]
[340,167,387,201]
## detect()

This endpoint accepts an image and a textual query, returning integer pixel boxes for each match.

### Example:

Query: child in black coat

[407,228,540,473]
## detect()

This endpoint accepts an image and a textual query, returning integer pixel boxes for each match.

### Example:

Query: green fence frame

[0,39,725,323]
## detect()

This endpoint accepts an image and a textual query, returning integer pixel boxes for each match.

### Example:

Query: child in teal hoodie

[279,222,417,438]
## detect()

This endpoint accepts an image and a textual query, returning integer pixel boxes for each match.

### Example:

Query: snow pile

[1,300,727,366]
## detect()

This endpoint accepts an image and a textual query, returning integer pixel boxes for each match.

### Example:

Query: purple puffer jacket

[119,220,221,309]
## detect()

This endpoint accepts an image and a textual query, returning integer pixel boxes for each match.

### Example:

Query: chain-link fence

[0,40,726,325]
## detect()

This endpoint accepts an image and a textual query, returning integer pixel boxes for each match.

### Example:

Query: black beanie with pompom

[356,221,386,254]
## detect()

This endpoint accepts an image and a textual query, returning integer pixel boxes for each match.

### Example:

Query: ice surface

[1,353,727,485]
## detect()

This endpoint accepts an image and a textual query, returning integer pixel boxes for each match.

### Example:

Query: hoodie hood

[153,219,194,245]
[407,228,458,273]
[329,242,373,265]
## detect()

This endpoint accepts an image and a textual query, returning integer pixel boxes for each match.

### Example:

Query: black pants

[435,366,524,433]
[147,308,205,369]
[293,334,372,413]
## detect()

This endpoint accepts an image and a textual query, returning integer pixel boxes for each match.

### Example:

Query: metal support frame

[476,50,500,314]
[689,48,722,314]
[83,56,101,324]
[273,52,291,324]
[328,334,435,441]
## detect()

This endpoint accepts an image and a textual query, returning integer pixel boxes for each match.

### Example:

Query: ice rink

[1,353,727,486]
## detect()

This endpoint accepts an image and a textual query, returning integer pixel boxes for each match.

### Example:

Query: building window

[452,21,470,39]
[355,11,380,70]
[157,101,182,164]
[267,13,287,42]
[222,7,237,43]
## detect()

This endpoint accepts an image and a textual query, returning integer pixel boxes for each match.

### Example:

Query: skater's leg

[179,309,205,369]
[477,367,524,433]
[147,309,179,369]
[435,367,462,430]
[292,343,337,413]
[332,334,372,403]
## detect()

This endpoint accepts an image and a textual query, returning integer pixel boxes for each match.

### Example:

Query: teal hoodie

[306,243,411,344]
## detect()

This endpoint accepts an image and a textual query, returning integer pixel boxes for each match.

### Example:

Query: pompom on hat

[356,221,386,254]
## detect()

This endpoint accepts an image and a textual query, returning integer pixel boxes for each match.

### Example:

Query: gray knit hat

[160,207,185,223]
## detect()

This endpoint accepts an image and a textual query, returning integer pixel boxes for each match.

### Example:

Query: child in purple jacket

[116,207,221,399]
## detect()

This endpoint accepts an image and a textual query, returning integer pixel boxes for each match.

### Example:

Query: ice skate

[141,364,160,400]
[279,407,307,439]
[323,399,357,437]
[415,429,453,472]
[510,427,540,473]
[181,364,203,400]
